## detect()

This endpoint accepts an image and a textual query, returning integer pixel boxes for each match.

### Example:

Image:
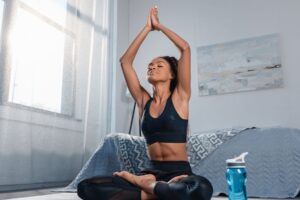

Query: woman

[77,6,213,200]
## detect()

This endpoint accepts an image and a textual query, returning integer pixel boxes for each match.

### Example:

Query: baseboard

[0,181,70,192]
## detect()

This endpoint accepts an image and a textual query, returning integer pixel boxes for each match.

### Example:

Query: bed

[62,127,300,198]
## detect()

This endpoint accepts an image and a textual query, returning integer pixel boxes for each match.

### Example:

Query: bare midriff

[147,142,188,161]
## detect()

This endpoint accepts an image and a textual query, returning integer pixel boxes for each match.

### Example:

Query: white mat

[5,193,80,200]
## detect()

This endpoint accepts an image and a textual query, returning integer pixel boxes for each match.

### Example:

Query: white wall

[114,0,137,134]
[114,0,300,133]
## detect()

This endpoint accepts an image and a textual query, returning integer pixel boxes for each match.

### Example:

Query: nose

[149,65,156,70]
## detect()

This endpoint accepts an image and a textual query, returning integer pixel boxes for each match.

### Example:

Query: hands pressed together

[146,5,161,31]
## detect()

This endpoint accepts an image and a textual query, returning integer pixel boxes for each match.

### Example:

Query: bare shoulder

[171,88,189,120]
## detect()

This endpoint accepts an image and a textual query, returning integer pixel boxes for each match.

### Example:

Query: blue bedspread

[62,127,300,198]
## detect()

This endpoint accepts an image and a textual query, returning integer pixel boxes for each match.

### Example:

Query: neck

[152,83,171,103]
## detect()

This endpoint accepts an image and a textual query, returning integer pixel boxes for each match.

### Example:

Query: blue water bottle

[226,152,248,200]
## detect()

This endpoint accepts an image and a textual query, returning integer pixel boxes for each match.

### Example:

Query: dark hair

[160,56,178,93]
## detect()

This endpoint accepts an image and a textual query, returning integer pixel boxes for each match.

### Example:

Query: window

[1,0,77,117]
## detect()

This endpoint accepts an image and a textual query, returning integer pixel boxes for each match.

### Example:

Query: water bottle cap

[226,152,248,168]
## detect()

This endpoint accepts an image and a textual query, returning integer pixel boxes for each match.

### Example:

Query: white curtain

[0,0,115,191]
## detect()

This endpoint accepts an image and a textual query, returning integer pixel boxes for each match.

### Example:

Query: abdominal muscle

[147,142,188,161]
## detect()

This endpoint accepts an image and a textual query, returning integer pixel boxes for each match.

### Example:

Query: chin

[147,76,155,83]
[147,78,155,85]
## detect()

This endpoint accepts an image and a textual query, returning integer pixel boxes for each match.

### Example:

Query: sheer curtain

[0,0,115,191]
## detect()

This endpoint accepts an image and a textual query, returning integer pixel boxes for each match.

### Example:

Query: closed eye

[147,64,163,70]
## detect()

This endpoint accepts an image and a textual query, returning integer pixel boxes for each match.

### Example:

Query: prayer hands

[151,5,160,31]
[146,5,160,31]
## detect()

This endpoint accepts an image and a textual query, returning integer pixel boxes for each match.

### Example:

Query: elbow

[181,42,190,52]
[119,57,125,64]
[119,57,126,66]
[119,57,130,65]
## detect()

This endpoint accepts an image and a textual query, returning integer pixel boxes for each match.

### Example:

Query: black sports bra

[141,95,188,145]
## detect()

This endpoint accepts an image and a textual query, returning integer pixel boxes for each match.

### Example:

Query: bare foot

[113,171,156,194]
[167,174,188,183]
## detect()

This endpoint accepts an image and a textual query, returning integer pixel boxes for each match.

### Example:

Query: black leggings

[77,160,213,200]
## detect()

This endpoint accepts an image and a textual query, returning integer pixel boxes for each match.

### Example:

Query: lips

[148,70,158,75]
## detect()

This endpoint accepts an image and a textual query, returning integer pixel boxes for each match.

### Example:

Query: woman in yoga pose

[77,6,213,200]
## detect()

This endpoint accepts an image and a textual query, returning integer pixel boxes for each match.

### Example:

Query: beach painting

[197,33,283,96]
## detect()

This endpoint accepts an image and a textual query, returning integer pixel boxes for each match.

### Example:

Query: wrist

[144,25,152,32]
[156,23,163,31]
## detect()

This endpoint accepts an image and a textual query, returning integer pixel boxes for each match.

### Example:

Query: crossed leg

[113,171,158,199]
[113,171,213,200]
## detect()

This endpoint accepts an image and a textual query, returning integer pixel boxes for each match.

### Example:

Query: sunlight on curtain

[0,0,114,191]
[0,0,4,49]
[19,0,67,26]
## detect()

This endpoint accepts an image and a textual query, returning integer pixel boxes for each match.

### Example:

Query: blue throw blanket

[62,127,300,198]
[63,127,248,191]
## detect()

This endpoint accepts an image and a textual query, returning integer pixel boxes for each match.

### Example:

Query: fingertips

[149,7,153,13]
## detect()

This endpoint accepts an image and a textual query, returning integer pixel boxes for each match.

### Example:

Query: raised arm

[151,7,191,100]
[119,9,153,108]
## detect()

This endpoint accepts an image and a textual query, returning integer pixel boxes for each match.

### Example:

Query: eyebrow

[148,61,164,66]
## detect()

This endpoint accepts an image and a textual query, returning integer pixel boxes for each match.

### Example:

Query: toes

[113,172,118,176]
[119,171,128,176]
[113,171,124,176]
[114,171,131,179]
